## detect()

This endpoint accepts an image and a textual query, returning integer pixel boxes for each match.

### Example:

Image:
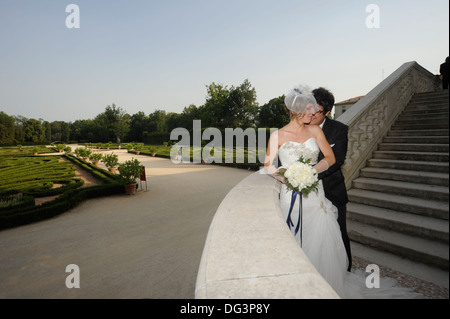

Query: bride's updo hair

[288,110,307,122]
[285,85,319,118]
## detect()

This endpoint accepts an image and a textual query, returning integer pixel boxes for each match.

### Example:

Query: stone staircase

[346,90,449,283]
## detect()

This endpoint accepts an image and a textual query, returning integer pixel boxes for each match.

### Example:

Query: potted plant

[134,143,144,155]
[74,147,82,157]
[32,146,39,156]
[149,147,156,157]
[126,143,135,153]
[80,148,92,161]
[102,152,119,173]
[64,146,72,154]
[89,153,103,166]
[118,158,142,195]
[57,144,65,152]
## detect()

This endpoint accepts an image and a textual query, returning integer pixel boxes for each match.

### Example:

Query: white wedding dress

[277,138,424,299]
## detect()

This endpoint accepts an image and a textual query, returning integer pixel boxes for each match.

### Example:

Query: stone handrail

[195,172,339,299]
[337,61,440,188]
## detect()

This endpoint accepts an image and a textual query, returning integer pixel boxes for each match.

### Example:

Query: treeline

[0,79,290,145]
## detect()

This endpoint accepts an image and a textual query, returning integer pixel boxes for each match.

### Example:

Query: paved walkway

[0,149,253,298]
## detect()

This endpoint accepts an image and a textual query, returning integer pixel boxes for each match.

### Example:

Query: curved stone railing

[195,172,339,299]
[195,61,440,299]
[337,61,440,188]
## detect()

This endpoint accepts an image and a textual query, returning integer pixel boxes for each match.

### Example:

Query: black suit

[318,118,352,271]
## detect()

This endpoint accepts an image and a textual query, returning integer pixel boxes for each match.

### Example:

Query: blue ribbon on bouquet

[286,191,303,247]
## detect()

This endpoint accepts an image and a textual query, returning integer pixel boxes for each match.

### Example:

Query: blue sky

[0,0,448,122]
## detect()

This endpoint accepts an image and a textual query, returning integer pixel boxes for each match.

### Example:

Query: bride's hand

[272,169,286,183]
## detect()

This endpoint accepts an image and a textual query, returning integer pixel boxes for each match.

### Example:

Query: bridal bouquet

[280,156,319,195]
[279,156,319,245]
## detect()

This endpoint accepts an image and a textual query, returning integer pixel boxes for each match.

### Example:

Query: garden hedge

[0,154,125,230]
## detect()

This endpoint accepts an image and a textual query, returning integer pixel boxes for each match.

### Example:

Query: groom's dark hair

[312,87,335,114]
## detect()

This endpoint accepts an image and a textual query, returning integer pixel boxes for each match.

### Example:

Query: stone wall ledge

[195,171,339,299]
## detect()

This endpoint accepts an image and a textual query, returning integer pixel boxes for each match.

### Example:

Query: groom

[311,87,352,272]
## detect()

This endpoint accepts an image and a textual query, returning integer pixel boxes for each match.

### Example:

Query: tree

[0,112,15,144]
[61,121,71,142]
[201,82,229,128]
[225,79,259,128]
[13,115,27,143]
[24,118,45,143]
[200,79,259,129]
[258,95,290,128]
[166,112,183,133]
[128,111,148,142]
[148,110,168,132]
[70,119,96,142]
[43,121,52,144]
[51,121,62,142]
[96,104,130,144]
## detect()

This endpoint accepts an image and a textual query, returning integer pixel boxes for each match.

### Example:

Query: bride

[263,87,422,299]
[264,87,349,297]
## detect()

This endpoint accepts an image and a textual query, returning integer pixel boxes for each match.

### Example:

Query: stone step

[378,143,449,152]
[410,94,449,102]
[373,150,449,162]
[399,117,449,126]
[400,107,449,114]
[391,123,449,130]
[402,109,449,117]
[383,136,449,144]
[347,188,449,220]
[346,91,450,278]
[410,97,449,104]
[347,202,449,243]
[347,220,449,270]
[360,167,449,186]
[413,91,449,97]
[388,129,449,137]
[407,102,448,108]
[367,158,449,173]
[394,118,448,125]
[414,91,449,98]
[352,177,449,201]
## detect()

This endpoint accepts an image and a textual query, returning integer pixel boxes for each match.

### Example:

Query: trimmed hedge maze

[0,153,124,230]
[0,156,79,197]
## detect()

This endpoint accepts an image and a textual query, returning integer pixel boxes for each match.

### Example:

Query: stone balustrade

[338,61,440,188]
[195,171,339,299]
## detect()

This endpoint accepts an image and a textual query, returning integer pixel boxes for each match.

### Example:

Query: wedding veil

[285,85,319,114]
